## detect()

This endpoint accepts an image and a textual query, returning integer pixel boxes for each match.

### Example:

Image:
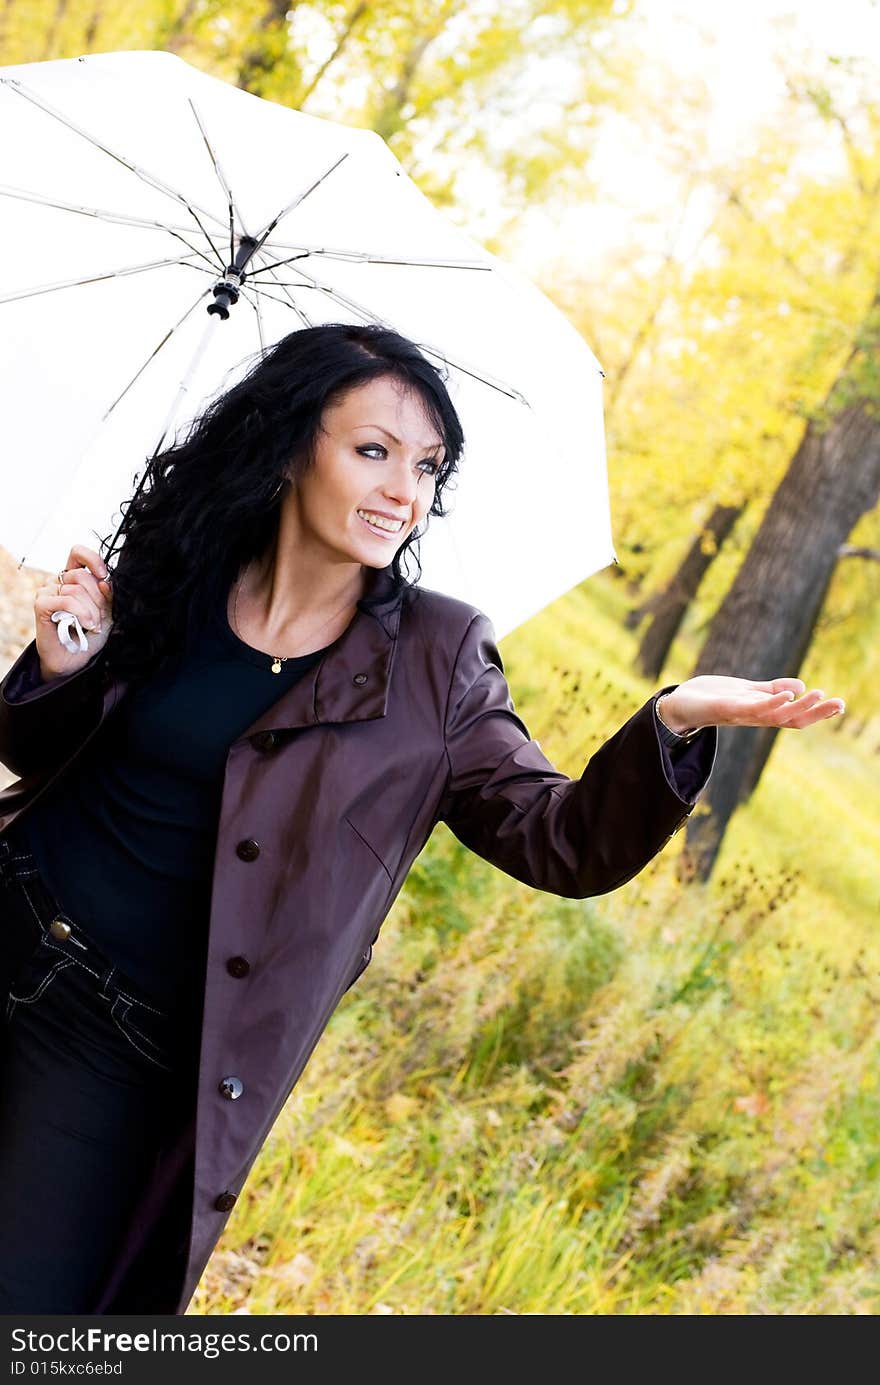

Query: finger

[749,677,806,695]
[774,691,838,728]
[59,565,105,611]
[51,586,102,631]
[725,688,817,727]
[778,693,846,728]
[745,688,805,716]
[65,545,109,581]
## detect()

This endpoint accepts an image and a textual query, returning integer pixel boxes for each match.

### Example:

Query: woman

[0,322,845,1315]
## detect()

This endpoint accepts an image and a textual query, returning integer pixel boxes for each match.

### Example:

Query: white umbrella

[0,49,615,641]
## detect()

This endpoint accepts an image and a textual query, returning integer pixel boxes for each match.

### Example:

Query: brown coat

[0,563,717,1313]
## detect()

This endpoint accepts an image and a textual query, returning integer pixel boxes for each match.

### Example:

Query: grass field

[191,571,880,1315]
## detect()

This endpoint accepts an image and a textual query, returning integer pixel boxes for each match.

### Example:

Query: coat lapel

[0,565,408,835]
[235,561,406,737]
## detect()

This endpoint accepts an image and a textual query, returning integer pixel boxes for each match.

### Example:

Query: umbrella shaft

[109,232,258,555]
[208,236,258,320]
[104,312,222,558]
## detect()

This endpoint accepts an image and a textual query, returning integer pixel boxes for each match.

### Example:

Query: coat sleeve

[0,638,108,779]
[437,613,718,899]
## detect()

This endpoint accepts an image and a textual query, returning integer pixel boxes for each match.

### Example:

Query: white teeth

[357,509,403,533]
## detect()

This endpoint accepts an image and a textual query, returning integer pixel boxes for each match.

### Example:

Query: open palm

[670,674,845,733]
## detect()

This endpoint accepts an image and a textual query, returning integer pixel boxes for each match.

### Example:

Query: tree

[632,501,744,680]
[681,290,880,882]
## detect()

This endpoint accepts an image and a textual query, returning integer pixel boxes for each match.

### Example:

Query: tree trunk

[372,29,438,143]
[0,0,16,55]
[160,0,202,55]
[733,560,836,803]
[679,397,880,884]
[237,0,298,97]
[41,0,68,59]
[83,3,103,49]
[298,1,370,109]
[632,502,743,678]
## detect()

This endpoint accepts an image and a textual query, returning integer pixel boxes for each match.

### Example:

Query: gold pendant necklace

[231,564,357,673]
[232,570,288,673]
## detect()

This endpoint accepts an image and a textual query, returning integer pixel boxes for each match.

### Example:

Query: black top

[16,582,330,1019]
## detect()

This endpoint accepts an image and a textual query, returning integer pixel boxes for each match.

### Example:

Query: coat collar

[237,561,406,737]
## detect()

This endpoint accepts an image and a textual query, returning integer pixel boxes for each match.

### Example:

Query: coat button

[236,838,260,861]
[251,731,277,752]
[214,1191,237,1212]
[49,917,71,940]
[353,672,368,685]
[219,1075,244,1100]
[226,955,250,978]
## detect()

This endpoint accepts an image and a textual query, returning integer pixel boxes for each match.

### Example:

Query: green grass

[189,571,880,1315]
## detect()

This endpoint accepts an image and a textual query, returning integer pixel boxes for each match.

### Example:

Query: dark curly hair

[96,322,465,692]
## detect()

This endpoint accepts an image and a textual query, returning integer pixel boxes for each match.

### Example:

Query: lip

[357,508,408,522]
[356,509,407,539]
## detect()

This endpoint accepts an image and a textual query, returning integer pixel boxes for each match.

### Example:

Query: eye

[356,445,440,476]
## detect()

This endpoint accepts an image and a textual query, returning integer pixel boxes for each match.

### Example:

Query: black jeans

[0,825,200,1314]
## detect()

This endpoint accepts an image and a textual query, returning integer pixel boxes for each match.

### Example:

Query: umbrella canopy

[0,49,614,639]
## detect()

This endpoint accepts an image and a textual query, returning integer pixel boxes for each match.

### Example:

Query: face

[285,375,445,568]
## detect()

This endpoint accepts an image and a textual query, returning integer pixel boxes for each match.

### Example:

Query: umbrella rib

[255,253,389,327]
[101,286,215,421]
[245,261,315,326]
[241,285,266,353]
[176,204,224,273]
[259,261,529,402]
[0,184,212,242]
[0,253,208,306]
[417,342,531,406]
[1,78,230,244]
[249,247,491,275]
[239,281,308,314]
[0,183,225,274]
[187,98,251,250]
[158,226,223,274]
[248,251,529,400]
[249,246,318,323]
[282,258,529,402]
[260,279,381,324]
[244,250,312,279]
[250,152,350,251]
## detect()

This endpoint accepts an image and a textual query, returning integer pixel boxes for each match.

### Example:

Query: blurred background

[1,0,878,1315]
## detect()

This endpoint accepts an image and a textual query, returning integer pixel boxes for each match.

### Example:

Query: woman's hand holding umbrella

[34,542,113,683]
[658,675,845,736]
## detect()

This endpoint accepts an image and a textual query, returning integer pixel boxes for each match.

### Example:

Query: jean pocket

[108,993,174,1072]
[0,835,41,888]
[5,945,76,1024]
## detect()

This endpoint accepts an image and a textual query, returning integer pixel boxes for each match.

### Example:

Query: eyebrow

[353,423,444,455]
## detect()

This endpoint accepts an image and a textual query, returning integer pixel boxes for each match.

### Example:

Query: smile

[357,509,405,537]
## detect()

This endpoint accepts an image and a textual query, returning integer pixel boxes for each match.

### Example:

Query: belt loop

[98,964,118,1001]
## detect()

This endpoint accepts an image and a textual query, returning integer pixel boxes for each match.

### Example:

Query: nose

[382,458,423,508]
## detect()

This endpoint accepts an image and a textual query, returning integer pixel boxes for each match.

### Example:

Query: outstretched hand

[661,675,846,735]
